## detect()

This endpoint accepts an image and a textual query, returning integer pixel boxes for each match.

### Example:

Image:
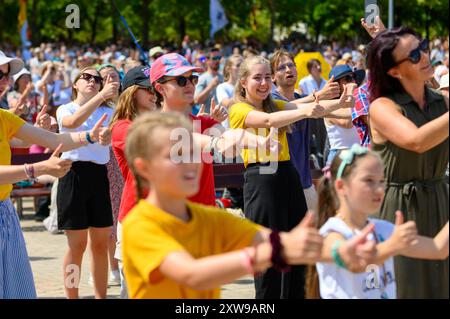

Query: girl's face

[135,87,157,113]
[100,67,120,86]
[338,155,386,216]
[231,57,243,79]
[144,128,202,199]
[241,63,272,103]
[73,69,102,97]
[390,34,433,82]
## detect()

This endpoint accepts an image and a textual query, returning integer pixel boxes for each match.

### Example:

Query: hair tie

[322,166,332,180]
[336,144,369,179]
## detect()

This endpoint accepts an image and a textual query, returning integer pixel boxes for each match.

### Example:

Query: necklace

[336,213,389,299]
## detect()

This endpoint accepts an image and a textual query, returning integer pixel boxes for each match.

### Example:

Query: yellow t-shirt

[229,100,290,167]
[122,200,261,299]
[0,109,26,200]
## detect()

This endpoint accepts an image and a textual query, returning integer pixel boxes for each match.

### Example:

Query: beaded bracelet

[269,231,291,273]
[331,240,347,269]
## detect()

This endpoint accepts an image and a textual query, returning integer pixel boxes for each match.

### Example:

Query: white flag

[210,0,228,39]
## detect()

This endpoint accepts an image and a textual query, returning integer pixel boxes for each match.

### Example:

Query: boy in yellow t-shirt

[122,112,326,299]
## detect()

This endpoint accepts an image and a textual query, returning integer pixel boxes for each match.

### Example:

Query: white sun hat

[0,50,25,76]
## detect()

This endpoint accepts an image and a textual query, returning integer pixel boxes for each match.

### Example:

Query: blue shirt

[272,90,312,188]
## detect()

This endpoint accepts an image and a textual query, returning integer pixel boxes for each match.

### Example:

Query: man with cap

[324,64,362,165]
[0,50,24,109]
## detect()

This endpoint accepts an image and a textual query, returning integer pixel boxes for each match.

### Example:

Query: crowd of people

[0,15,449,299]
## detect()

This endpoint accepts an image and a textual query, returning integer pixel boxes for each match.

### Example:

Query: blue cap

[329,65,366,86]
[329,65,353,81]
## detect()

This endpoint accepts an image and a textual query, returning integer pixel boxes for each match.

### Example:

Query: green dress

[373,87,449,299]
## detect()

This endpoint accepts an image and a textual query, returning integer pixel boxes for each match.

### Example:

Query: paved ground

[19,198,255,299]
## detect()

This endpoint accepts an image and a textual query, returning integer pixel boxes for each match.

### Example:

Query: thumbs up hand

[388,211,419,253]
[90,113,111,146]
[35,105,51,130]
[35,144,72,178]
[210,99,228,123]
[280,211,324,265]
[315,76,340,101]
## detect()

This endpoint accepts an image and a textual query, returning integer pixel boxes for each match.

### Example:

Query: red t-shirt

[188,114,218,207]
[113,115,218,223]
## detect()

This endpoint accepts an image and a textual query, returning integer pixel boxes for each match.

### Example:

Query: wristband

[23,163,37,183]
[269,231,291,273]
[86,131,95,144]
[331,240,347,269]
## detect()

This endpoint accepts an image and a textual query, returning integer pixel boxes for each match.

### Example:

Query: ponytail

[305,174,339,299]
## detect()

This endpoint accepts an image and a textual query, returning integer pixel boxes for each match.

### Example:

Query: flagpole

[110,0,149,66]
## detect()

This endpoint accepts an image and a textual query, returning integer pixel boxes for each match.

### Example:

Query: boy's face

[146,128,202,199]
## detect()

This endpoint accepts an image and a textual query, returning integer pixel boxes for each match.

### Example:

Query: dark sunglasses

[79,73,103,85]
[160,75,199,87]
[139,86,155,94]
[276,62,296,72]
[211,56,222,61]
[395,39,429,66]
[0,70,9,80]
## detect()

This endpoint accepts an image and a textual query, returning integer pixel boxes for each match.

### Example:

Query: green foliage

[0,0,447,48]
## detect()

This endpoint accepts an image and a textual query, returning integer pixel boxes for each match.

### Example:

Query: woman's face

[74,69,102,97]
[135,87,157,113]
[17,74,31,89]
[155,71,196,109]
[391,34,433,82]
[241,63,272,104]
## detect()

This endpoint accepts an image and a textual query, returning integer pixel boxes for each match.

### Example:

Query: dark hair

[367,27,419,102]
[208,48,220,58]
[305,149,381,299]
[306,59,321,73]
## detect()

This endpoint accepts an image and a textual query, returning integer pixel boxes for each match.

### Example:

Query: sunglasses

[139,86,155,94]
[0,70,9,81]
[79,73,103,85]
[211,56,222,61]
[160,75,199,87]
[394,39,429,66]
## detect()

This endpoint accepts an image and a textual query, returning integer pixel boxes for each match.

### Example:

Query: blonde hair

[234,55,290,133]
[110,85,141,128]
[125,112,192,200]
[71,67,102,100]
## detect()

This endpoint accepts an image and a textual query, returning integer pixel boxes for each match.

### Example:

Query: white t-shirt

[324,120,360,150]
[299,74,326,95]
[56,102,113,164]
[216,82,234,129]
[317,217,397,299]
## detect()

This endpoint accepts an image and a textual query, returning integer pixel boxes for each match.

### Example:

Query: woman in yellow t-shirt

[228,56,353,299]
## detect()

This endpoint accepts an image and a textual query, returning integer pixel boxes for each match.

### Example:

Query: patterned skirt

[0,199,37,299]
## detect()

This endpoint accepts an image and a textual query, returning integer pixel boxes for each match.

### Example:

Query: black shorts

[57,161,113,230]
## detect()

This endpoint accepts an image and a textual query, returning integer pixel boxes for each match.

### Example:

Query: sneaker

[108,270,121,286]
